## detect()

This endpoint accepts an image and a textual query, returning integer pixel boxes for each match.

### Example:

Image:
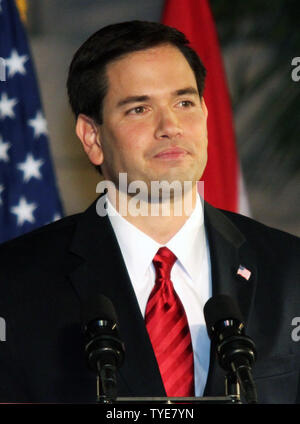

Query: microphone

[82,293,125,403]
[204,294,258,404]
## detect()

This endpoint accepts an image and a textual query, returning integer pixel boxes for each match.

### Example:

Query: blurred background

[8,0,300,236]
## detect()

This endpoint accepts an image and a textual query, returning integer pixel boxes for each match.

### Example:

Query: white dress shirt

[106,194,212,396]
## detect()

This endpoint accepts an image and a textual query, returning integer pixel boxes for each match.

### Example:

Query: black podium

[96,375,243,404]
[114,395,241,404]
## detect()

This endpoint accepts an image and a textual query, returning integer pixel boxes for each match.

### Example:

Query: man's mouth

[154,147,187,160]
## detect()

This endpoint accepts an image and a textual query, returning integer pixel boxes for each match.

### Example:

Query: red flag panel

[162,0,238,212]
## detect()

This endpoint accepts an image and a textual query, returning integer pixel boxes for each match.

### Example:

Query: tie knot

[153,247,177,281]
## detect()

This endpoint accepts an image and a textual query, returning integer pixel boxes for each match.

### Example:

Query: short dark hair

[67,20,206,174]
[67,20,206,124]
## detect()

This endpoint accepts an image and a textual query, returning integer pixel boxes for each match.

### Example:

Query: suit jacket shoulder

[220,208,300,245]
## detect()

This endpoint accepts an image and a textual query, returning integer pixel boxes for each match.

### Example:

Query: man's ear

[200,96,208,120]
[75,114,103,165]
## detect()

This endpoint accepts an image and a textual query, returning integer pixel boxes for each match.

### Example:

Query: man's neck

[107,186,198,245]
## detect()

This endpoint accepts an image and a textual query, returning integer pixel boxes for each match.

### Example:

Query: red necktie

[145,247,195,397]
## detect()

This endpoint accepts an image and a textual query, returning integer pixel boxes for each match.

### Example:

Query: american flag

[237,265,252,281]
[0,0,63,243]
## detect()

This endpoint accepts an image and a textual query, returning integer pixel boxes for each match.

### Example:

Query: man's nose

[154,108,183,140]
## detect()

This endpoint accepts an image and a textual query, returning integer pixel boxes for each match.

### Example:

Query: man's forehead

[108,43,187,65]
[104,44,198,100]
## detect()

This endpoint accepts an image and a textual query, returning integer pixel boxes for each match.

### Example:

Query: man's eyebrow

[173,87,199,97]
[116,95,150,108]
[116,87,199,108]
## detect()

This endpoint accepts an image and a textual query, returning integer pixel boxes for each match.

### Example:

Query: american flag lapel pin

[236,265,252,281]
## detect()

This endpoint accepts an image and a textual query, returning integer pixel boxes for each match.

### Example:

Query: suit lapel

[67,199,165,396]
[203,203,258,396]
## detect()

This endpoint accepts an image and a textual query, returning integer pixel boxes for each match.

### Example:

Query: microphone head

[204,294,244,339]
[204,295,257,403]
[81,293,118,328]
[81,293,125,372]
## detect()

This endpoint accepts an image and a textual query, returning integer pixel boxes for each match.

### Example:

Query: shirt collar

[167,194,205,281]
[106,194,205,286]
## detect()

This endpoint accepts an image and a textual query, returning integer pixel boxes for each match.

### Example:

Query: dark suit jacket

[0,199,299,403]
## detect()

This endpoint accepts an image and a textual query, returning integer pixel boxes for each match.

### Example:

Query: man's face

[94,44,208,193]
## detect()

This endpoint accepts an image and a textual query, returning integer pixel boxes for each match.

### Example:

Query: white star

[0,135,11,162]
[10,196,37,226]
[0,185,4,205]
[5,49,28,78]
[0,92,18,120]
[17,153,44,182]
[28,111,48,138]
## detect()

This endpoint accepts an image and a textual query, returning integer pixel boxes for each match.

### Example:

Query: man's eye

[179,100,194,107]
[127,106,146,115]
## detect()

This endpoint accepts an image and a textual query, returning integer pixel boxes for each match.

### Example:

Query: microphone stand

[225,370,241,401]
[97,375,114,404]
[96,359,119,404]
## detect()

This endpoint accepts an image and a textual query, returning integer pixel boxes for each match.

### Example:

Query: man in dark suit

[0,21,299,404]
